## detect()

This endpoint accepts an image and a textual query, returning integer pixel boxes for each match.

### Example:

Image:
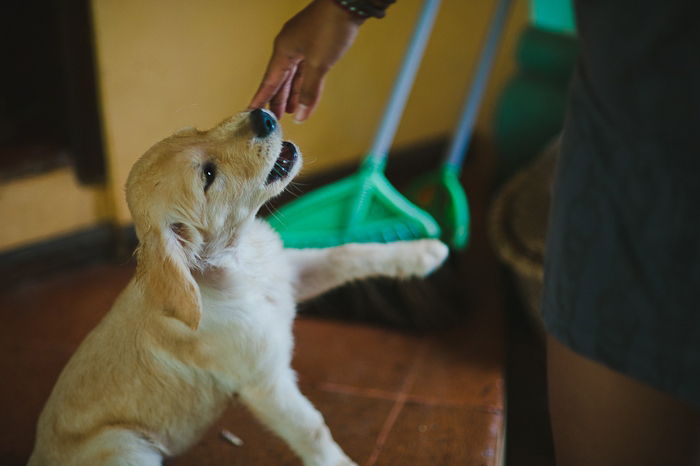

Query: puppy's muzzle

[250,108,299,184]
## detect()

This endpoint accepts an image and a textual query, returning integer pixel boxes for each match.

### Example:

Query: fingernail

[293,104,309,124]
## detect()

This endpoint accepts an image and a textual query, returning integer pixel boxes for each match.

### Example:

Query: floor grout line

[310,380,505,411]
[364,339,431,466]
[312,382,398,402]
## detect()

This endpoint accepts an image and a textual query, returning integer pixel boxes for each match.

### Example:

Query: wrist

[310,0,367,27]
[330,0,396,20]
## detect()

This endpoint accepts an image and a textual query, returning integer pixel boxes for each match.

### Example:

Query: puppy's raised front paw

[381,239,449,279]
[410,239,449,277]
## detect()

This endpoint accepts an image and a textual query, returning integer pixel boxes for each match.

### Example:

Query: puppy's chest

[240,233,295,309]
[201,258,295,325]
[240,252,294,306]
[195,262,296,378]
[199,224,296,332]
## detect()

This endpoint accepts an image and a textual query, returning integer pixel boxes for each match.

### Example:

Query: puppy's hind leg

[286,239,449,302]
[240,368,357,466]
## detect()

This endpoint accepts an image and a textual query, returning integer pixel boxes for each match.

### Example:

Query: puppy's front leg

[240,369,356,466]
[286,239,448,302]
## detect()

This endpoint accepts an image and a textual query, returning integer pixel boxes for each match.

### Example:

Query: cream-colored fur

[28,110,448,466]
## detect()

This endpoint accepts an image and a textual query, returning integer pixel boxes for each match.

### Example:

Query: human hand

[249,0,365,123]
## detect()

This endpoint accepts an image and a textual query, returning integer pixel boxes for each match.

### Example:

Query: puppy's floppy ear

[138,224,202,331]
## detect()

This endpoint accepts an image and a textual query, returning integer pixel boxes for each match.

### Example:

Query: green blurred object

[405,166,470,250]
[494,25,579,178]
[530,0,576,35]
[267,0,442,248]
[517,26,579,83]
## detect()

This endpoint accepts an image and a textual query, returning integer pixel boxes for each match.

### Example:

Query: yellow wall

[0,0,527,251]
[92,0,527,224]
[0,169,110,251]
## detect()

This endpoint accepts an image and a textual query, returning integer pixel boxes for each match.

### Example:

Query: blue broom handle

[368,0,441,165]
[444,0,512,172]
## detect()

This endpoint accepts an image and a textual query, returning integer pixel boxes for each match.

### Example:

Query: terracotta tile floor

[0,252,506,465]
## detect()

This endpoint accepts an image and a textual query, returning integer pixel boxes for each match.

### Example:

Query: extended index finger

[249,53,299,110]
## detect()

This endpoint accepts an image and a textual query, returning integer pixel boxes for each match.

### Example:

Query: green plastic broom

[405,0,513,250]
[267,0,442,248]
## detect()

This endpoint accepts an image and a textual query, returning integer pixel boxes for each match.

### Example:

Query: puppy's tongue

[266,141,298,184]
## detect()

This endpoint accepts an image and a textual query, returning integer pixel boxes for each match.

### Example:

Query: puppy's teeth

[266,141,297,184]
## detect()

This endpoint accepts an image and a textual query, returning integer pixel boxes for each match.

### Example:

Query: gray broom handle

[444,0,512,171]
[368,0,441,164]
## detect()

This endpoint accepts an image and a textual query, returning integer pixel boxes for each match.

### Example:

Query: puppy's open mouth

[266,141,298,184]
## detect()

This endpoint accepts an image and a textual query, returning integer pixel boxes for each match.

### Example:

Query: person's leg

[547,335,700,466]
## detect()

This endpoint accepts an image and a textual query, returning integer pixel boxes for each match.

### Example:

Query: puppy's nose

[250,108,276,138]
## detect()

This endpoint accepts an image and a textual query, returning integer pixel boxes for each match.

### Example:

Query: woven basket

[488,138,559,333]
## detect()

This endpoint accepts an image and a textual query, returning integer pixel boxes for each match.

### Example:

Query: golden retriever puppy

[28,109,448,466]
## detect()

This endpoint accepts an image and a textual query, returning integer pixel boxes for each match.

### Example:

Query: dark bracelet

[332,0,396,19]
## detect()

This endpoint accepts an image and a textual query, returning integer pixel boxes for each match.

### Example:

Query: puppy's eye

[202,162,216,192]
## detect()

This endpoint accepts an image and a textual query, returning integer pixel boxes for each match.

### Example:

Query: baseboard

[0,225,119,287]
[1,136,473,287]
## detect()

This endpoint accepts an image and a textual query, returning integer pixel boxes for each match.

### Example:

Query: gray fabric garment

[541,0,700,408]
